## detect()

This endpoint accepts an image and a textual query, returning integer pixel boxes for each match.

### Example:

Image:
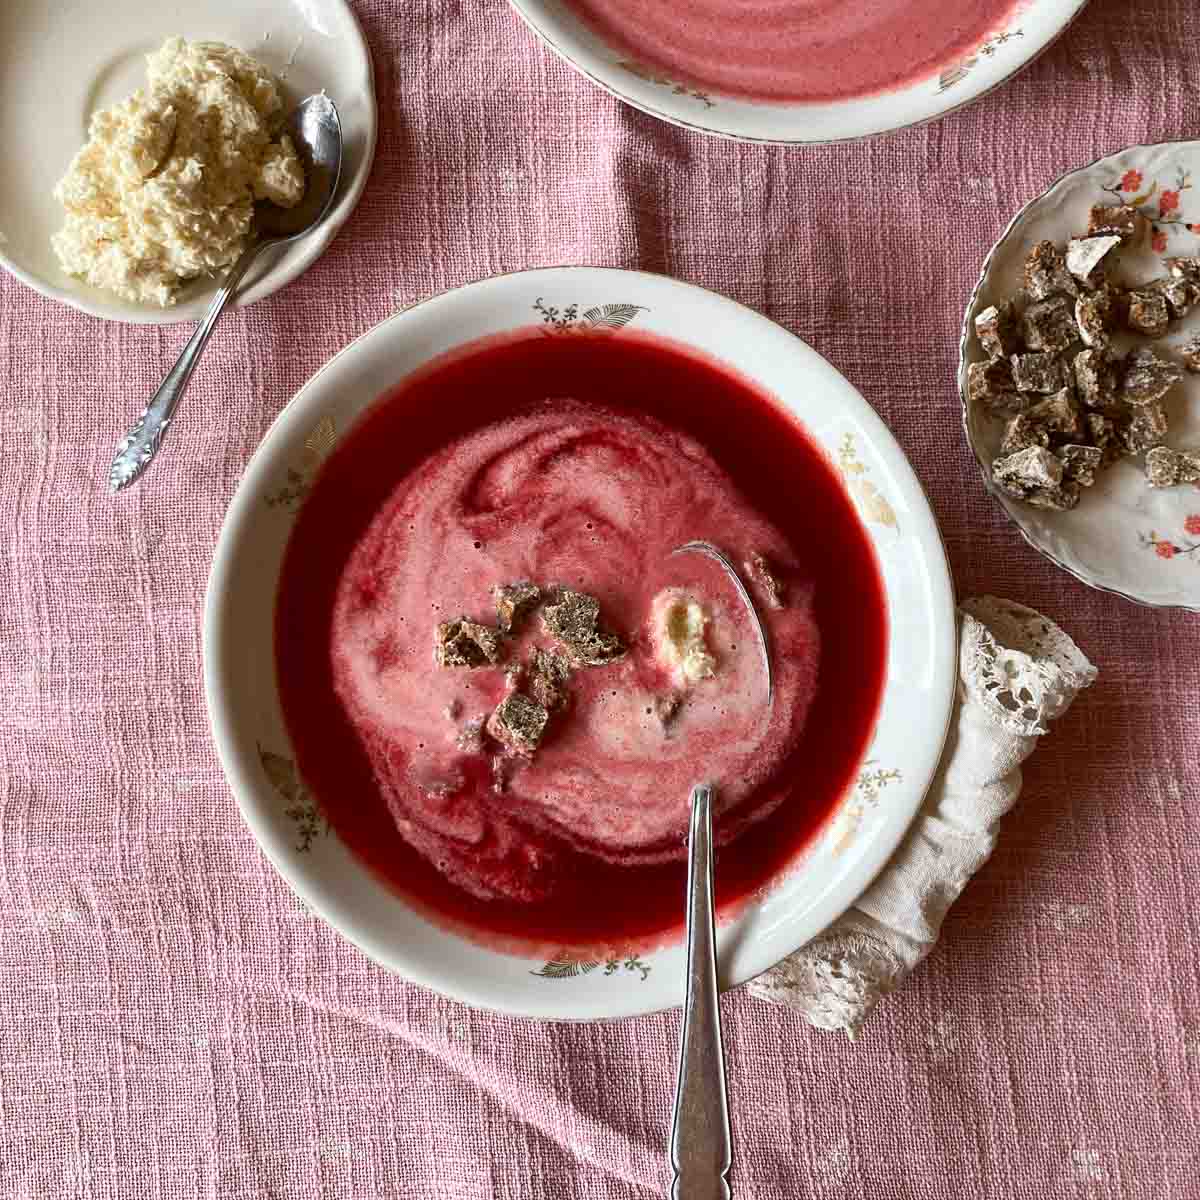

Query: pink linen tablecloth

[2,1,1199,1195]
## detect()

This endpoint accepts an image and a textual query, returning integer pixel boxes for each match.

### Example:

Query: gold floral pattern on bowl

[616,60,715,109]
[838,432,898,529]
[532,297,647,334]
[531,951,653,982]
[257,745,329,853]
[936,28,1024,95]
[264,415,338,510]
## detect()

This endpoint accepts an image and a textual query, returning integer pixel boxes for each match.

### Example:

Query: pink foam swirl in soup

[276,329,888,949]
[332,402,819,903]
[564,0,1023,103]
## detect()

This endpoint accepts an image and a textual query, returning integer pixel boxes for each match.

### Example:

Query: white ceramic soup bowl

[506,0,1089,144]
[204,267,957,1019]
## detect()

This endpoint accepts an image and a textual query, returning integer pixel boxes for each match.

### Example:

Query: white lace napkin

[747,596,1097,1038]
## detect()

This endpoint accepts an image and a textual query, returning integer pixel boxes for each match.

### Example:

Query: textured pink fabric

[2,1,1199,1196]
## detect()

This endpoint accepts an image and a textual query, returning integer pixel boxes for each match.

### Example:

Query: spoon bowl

[671,539,773,705]
[257,95,344,242]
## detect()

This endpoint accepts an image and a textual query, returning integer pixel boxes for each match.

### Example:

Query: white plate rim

[204,265,958,1019]
[0,0,377,326]
[957,138,1200,614]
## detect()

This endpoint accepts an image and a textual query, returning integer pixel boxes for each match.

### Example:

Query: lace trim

[749,927,904,1039]
[959,597,1097,737]
[747,598,1096,1035]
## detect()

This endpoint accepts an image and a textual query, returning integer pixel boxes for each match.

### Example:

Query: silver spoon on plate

[109,94,343,492]
[668,540,773,1200]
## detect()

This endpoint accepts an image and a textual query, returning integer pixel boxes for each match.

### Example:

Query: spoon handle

[109,242,263,492]
[669,783,732,1200]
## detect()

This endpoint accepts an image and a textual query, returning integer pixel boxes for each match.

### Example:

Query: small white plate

[0,0,376,325]
[960,141,1200,613]
[205,267,957,1019]
[507,0,1088,144]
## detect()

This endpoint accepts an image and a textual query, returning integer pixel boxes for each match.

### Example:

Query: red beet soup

[563,0,1023,104]
[275,329,888,952]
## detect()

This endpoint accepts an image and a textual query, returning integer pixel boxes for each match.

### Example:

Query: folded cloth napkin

[747,596,1097,1038]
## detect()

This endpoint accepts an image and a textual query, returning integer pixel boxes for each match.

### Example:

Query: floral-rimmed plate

[0,0,376,325]
[959,141,1200,613]
[506,0,1088,144]
[205,267,957,1019]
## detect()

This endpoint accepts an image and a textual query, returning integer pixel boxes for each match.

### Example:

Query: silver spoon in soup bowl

[109,94,343,492]
[668,540,773,1200]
